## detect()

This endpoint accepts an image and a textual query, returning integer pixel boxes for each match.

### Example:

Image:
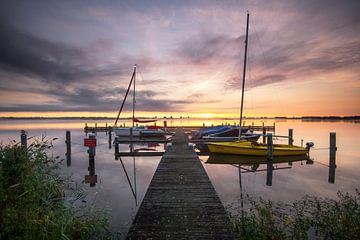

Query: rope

[311,147,330,150]
[313,160,330,167]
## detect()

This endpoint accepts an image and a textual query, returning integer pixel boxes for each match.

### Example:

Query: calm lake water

[1,118,359,238]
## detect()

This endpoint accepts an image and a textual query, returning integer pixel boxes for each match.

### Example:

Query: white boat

[113,65,166,138]
[113,127,142,137]
[113,126,166,137]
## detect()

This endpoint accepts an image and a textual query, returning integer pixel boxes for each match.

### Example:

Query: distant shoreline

[0,116,359,121]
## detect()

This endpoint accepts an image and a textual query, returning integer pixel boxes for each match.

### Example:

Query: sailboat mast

[239,11,250,139]
[132,64,136,128]
[114,67,136,126]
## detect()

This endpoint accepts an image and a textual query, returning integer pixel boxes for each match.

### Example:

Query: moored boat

[206,141,308,156]
[113,126,166,137]
[191,125,231,139]
[112,65,166,138]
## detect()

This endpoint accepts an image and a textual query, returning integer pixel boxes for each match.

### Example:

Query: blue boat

[191,125,231,139]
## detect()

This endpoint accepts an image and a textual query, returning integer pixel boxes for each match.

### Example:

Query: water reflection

[118,156,138,206]
[1,119,359,236]
[206,154,313,186]
[84,152,97,187]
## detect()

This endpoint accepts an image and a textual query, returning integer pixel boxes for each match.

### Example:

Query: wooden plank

[126,129,235,239]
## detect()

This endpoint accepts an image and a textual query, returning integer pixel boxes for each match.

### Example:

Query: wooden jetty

[126,129,235,239]
[84,122,275,133]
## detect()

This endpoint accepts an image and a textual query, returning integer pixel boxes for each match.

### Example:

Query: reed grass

[229,190,360,239]
[0,138,111,239]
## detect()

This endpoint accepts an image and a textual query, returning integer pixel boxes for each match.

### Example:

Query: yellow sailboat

[206,141,308,156]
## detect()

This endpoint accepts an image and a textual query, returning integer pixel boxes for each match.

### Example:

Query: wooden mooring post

[114,140,119,160]
[20,130,27,148]
[87,134,96,187]
[65,131,71,166]
[108,127,112,149]
[288,128,293,145]
[266,133,273,186]
[262,127,266,144]
[328,132,337,183]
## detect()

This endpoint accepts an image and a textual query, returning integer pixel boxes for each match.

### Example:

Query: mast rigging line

[114,66,136,126]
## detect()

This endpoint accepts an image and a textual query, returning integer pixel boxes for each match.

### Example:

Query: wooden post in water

[288,128,293,145]
[88,151,96,187]
[108,127,112,149]
[262,127,266,144]
[115,141,119,160]
[273,122,276,134]
[266,133,273,186]
[20,130,27,148]
[87,134,96,187]
[85,123,88,136]
[328,132,337,183]
[65,131,71,166]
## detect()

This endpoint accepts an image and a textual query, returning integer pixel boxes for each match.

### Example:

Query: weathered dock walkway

[126,129,235,239]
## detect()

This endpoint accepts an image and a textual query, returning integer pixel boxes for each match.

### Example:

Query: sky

[0,0,359,118]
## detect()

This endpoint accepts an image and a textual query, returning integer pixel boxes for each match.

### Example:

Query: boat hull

[206,153,312,165]
[114,127,166,138]
[113,127,141,137]
[140,130,166,137]
[206,141,308,156]
[195,134,261,153]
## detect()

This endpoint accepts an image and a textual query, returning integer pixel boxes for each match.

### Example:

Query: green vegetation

[230,191,360,239]
[0,139,111,239]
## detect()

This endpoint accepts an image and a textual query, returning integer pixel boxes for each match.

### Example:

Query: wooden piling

[115,142,119,160]
[266,133,273,186]
[65,131,71,166]
[329,132,336,183]
[20,130,27,148]
[262,127,266,144]
[108,127,112,149]
[288,128,293,145]
[88,152,95,187]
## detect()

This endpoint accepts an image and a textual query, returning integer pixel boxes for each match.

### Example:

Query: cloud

[0,85,192,112]
[225,74,287,90]
[175,34,243,64]
[0,18,174,112]
[0,18,154,86]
